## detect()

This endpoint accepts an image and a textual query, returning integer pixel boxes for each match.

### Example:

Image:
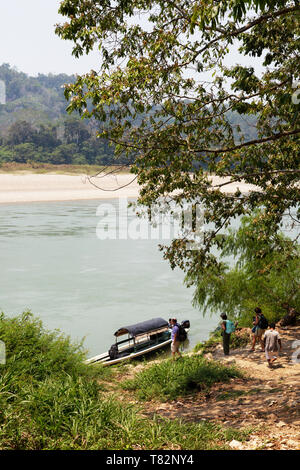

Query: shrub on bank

[193,328,250,355]
[122,355,243,401]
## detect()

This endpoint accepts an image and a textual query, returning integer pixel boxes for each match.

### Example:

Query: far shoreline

[0,164,259,205]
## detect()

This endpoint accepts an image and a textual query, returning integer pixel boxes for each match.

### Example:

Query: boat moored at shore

[85,317,190,366]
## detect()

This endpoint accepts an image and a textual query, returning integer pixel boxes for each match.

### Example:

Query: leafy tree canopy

[56,0,300,276]
[189,211,300,323]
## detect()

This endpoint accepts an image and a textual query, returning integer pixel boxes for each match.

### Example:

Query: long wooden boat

[85,317,190,366]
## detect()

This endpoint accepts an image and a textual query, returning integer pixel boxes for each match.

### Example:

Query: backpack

[225,320,236,334]
[177,324,187,342]
[108,344,119,360]
[258,314,268,330]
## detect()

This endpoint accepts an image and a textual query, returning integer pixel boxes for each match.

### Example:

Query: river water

[0,199,220,357]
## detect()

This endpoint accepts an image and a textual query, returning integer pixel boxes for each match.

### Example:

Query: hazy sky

[0,1,264,79]
[0,0,100,76]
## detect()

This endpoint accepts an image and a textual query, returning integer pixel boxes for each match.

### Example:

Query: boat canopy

[114,317,169,338]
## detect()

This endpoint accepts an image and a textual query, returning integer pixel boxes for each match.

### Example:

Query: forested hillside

[0,63,257,166]
[0,64,118,165]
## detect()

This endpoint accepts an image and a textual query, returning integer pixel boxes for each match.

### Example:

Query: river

[0,198,220,357]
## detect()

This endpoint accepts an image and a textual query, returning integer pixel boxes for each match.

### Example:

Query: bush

[193,328,222,354]
[0,312,134,449]
[230,329,250,349]
[0,311,88,380]
[122,355,242,401]
[194,327,250,354]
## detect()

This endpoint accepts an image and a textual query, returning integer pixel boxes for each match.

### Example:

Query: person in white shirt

[263,323,282,367]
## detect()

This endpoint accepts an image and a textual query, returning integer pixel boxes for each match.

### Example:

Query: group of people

[169,309,283,367]
[220,307,282,367]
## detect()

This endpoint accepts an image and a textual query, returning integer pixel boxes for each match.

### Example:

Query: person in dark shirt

[220,313,230,356]
[251,307,267,351]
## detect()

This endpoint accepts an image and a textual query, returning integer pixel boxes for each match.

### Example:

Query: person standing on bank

[170,318,181,360]
[263,322,282,367]
[220,313,236,356]
[251,307,268,351]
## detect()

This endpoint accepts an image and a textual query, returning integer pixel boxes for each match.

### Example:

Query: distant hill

[0,63,74,132]
[0,64,118,165]
[0,64,258,166]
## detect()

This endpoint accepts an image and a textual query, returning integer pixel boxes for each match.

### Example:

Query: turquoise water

[0,199,220,357]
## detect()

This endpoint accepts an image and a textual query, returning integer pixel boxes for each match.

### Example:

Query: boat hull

[85,337,172,366]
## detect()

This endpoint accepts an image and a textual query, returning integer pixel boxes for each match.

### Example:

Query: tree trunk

[279,307,299,327]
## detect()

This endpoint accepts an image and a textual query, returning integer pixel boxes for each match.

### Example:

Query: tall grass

[0,312,248,449]
[122,355,243,401]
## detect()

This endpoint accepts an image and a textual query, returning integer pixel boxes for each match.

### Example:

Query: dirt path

[141,325,300,450]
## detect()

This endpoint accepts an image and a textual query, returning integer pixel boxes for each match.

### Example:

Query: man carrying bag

[220,313,236,356]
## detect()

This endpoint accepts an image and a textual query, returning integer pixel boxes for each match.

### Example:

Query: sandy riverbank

[0,173,140,204]
[0,173,259,204]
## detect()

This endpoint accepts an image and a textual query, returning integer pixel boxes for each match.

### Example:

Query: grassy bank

[0,312,250,450]
[0,162,131,175]
[122,355,242,401]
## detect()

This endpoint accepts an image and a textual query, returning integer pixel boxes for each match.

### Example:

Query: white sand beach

[0,173,140,204]
[0,173,259,204]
